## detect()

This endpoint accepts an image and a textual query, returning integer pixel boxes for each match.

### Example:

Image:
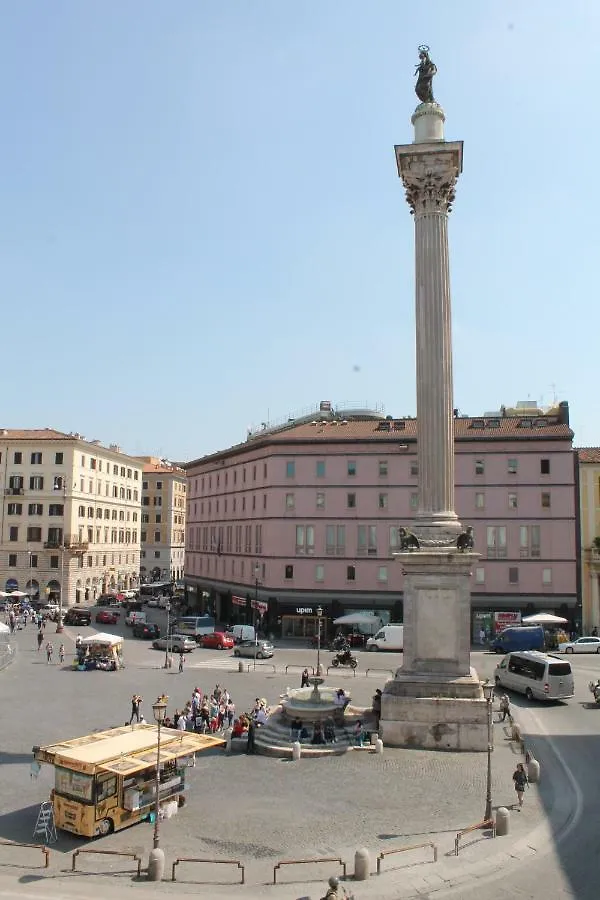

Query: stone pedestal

[381,550,488,751]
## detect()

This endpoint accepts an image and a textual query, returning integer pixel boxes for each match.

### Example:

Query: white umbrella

[0,591,11,598]
[7,590,29,598]
[522,613,568,625]
[333,613,383,626]
[0,622,10,634]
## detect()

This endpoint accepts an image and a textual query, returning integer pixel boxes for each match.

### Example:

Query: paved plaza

[0,620,559,898]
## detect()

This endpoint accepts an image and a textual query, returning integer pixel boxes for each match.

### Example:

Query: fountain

[280,678,345,724]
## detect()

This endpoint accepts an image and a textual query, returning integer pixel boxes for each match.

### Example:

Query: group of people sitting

[289,716,368,747]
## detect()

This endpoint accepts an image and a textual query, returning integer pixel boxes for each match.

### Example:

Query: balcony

[4,488,24,495]
[44,541,62,549]
[64,536,89,552]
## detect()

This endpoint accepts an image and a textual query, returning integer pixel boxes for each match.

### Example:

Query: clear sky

[2,1,598,461]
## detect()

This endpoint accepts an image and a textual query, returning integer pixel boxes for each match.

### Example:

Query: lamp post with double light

[253,563,261,640]
[163,600,171,669]
[147,695,168,881]
[52,476,67,633]
[316,605,323,675]
[482,680,494,821]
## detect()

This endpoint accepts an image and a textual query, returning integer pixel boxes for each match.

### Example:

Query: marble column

[395,106,463,545]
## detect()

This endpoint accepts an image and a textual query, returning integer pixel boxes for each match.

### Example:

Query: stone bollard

[224,728,233,755]
[495,807,510,836]
[147,847,165,881]
[292,741,301,761]
[354,847,371,881]
[511,721,521,743]
[238,661,244,674]
[375,738,383,754]
[370,733,378,745]
[527,756,541,783]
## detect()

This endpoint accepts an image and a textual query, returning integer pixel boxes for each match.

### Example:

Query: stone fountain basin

[281,685,348,722]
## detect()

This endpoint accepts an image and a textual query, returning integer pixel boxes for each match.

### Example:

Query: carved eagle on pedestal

[457,525,474,552]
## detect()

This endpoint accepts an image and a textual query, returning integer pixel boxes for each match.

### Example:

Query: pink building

[184,401,577,641]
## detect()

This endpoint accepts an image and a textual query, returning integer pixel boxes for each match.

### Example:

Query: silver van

[495,650,574,701]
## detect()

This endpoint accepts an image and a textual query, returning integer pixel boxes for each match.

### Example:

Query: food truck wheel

[98,817,114,836]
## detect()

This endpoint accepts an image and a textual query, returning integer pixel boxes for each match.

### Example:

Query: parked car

[233,639,274,659]
[95,610,120,625]
[125,610,147,627]
[133,622,160,640]
[152,634,196,653]
[97,595,122,608]
[64,608,92,626]
[559,636,600,654]
[201,631,235,650]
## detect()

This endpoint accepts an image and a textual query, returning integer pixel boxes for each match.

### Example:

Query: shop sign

[494,611,521,634]
[296,607,313,615]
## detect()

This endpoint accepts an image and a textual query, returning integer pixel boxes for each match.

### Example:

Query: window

[475,492,485,509]
[285,564,294,580]
[8,554,17,567]
[8,475,23,490]
[50,555,59,568]
[316,460,326,478]
[154,531,160,541]
[7,503,22,515]
[347,492,356,509]
[379,460,388,476]
[141,531,147,542]
[30,554,38,567]
[347,460,356,476]
[540,458,550,475]
[410,492,418,510]
[531,525,541,558]
[284,493,295,511]
[48,504,64,516]
[155,514,161,524]
[508,493,518,509]
[9,526,18,542]
[475,567,485,584]
[90,458,96,470]
[55,452,64,464]
[156,481,162,489]
[475,459,484,475]
[13,452,22,464]
[29,503,43,515]
[541,492,551,508]
[507,458,518,474]
[29,476,44,490]
[542,568,552,585]
[286,461,295,478]
[30,452,42,464]
[316,491,325,510]
[295,525,315,555]
[326,524,345,555]
[487,526,507,558]
[79,505,85,517]
[389,526,400,554]
[410,460,419,476]
[142,481,148,490]
[27,526,42,542]
[154,550,160,558]
[357,525,377,555]
[378,493,388,509]
[347,565,356,581]
[377,566,388,583]
[508,567,519,584]
[315,564,325,583]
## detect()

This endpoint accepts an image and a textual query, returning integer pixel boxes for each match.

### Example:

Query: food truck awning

[34,725,225,775]
[79,632,122,645]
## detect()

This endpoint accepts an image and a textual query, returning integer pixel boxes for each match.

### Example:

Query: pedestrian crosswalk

[188,656,243,670]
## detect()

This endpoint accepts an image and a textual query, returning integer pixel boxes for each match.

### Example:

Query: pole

[153,718,162,849]
[484,694,493,821]
[317,617,321,674]
[164,602,170,669]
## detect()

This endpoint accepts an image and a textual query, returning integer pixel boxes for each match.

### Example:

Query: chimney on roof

[558,401,569,425]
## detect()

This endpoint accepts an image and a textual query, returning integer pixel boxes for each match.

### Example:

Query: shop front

[281,605,329,641]
[470,595,578,644]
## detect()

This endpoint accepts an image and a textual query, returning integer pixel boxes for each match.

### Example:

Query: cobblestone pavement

[0,626,551,898]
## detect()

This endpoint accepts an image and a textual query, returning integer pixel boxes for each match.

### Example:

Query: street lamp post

[316,605,323,676]
[253,563,260,638]
[164,601,171,669]
[148,695,168,881]
[53,476,66,634]
[482,680,494,821]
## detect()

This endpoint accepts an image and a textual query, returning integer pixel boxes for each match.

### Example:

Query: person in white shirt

[177,713,187,731]
[255,707,269,726]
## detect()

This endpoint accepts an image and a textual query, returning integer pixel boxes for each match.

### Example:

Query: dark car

[133,622,160,640]
[63,608,91,626]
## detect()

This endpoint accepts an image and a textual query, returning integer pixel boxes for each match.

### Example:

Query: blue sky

[2,1,599,460]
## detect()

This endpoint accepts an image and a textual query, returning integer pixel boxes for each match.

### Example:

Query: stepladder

[33,801,57,844]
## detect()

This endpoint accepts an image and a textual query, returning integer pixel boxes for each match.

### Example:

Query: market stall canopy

[80,632,122,645]
[333,613,383,626]
[7,590,30,598]
[522,613,568,625]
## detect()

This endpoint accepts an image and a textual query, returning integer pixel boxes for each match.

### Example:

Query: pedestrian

[45,642,53,664]
[499,694,511,722]
[301,668,310,688]
[592,626,598,637]
[37,631,44,652]
[179,652,184,673]
[512,762,528,810]
[372,688,382,729]
[130,694,142,724]
[59,644,65,664]
[213,683,222,702]
[479,627,486,645]
[246,718,256,754]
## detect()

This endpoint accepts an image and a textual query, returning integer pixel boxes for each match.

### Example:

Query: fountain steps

[254,713,359,758]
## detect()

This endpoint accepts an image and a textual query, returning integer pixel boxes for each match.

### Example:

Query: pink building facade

[184,402,577,641]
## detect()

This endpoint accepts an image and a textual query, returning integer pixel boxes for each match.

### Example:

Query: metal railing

[273,856,346,884]
[455,820,495,856]
[172,857,245,883]
[72,848,142,876]
[326,665,357,677]
[366,668,395,678]
[376,841,437,874]
[0,839,50,869]
[285,664,316,675]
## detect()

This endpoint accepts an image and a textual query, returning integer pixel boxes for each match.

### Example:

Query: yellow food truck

[33,724,224,837]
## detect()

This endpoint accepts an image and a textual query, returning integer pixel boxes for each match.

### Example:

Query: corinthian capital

[396,148,461,217]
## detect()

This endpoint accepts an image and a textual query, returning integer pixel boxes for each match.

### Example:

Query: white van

[228,624,256,644]
[495,650,574,701]
[125,610,147,627]
[366,624,404,652]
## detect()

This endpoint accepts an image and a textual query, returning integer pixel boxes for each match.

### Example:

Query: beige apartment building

[136,457,186,583]
[577,448,600,631]
[0,429,143,606]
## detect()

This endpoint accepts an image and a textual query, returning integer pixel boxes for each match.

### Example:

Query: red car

[95,610,120,625]
[201,631,235,650]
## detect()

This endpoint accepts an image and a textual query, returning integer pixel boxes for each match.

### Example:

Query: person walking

[37,631,44,652]
[512,762,528,810]
[179,652,185,673]
[45,642,54,664]
[130,694,142,724]
[499,694,511,722]
[58,644,65,664]
[301,668,310,688]
[246,718,257,755]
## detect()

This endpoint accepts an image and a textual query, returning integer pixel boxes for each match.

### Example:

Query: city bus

[33,724,224,838]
